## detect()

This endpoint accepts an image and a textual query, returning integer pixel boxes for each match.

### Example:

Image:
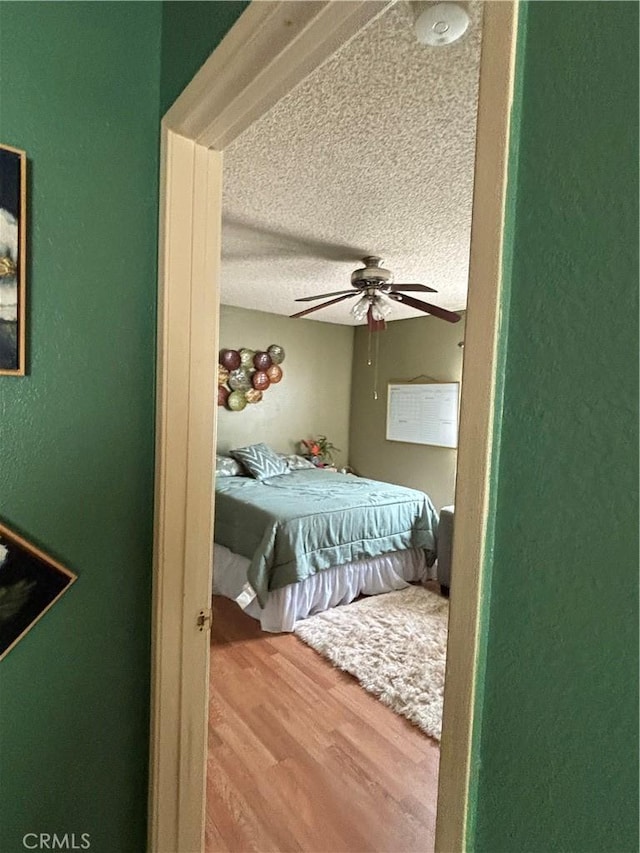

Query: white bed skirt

[213,543,432,632]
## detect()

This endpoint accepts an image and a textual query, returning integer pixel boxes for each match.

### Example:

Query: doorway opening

[149,3,518,852]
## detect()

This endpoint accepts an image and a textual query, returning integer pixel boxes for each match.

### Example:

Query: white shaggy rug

[294,585,449,740]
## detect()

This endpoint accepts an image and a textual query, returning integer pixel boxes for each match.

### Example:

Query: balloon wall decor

[218,345,286,410]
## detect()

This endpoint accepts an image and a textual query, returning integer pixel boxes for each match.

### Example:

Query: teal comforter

[214,469,438,606]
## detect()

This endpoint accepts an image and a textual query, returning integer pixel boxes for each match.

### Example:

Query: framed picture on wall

[0,521,77,661]
[0,143,27,376]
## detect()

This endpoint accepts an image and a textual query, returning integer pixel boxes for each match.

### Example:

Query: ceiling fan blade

[391,283,437,293]
[389,292,461,323]
[290,293,358,319]
[295,289,358,302]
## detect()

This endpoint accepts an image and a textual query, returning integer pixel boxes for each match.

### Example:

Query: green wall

[0,4,161,850]
[470,3,639,850]
[0,3,244,851]
[161,0,249,113]
[2,1,637,851]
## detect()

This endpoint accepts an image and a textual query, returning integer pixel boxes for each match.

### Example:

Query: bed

[213,455,439,632]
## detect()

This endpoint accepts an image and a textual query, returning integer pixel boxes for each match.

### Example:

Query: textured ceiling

[221,1,483,325]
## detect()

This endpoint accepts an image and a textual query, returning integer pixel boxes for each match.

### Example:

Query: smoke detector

[414,2,470,46]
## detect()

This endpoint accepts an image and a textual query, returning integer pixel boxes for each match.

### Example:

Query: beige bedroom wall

[218,305,353,466]
[349,313,466,511]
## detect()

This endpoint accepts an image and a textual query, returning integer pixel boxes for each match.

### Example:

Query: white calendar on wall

[386,382,460,448]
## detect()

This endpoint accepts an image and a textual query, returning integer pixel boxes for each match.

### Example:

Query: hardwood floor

[206,595,440,853]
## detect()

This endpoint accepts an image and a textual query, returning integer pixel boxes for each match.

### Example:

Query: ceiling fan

[290,256,461,328]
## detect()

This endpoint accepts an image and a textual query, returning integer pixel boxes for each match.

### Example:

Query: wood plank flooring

[206,595,440,853]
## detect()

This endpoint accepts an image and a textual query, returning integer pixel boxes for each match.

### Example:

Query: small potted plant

[300,435,340,467]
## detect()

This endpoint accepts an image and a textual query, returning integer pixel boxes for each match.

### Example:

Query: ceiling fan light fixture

[291,257,461,324]
[351,294,370,322]
[371,296,392,321]
[351,256,393,287]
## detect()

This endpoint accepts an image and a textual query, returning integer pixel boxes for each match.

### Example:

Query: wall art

[0,144,27,376]
[218,344,285,412]
[0,521,76,661]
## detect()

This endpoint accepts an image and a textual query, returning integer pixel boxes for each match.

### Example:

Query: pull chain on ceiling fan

[290,257,461,400]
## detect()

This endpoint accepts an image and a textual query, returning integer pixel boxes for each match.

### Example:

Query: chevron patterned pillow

[230,443,289,479]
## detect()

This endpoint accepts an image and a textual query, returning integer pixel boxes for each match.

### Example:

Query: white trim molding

[149,129,223,853]
[435,2,519,851]
[163,1,390,148]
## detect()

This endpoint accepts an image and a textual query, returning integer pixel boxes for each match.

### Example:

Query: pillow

[279,453,317,471]
[215,454,243,477]
[230,443,289,479]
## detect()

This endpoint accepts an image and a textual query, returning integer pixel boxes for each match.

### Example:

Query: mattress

[214,469,438,606]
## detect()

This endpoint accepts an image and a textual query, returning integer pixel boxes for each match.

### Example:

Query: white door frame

[149,2,519,851]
